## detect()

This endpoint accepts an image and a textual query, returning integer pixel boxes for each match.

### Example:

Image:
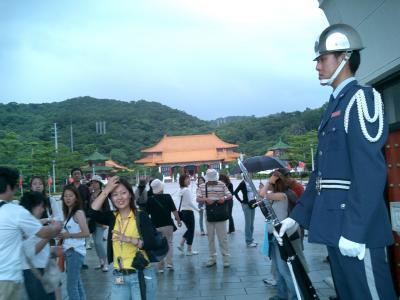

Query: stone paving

[50,179,337,299]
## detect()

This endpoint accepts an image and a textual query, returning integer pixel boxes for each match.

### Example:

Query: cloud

[0,0,329,119]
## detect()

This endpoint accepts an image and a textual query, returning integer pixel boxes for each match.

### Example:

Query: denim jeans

[270,240,297,300]
[110,267,157,300]
[23,269,55,300]
[241,203,255,245]
[65,248,86,300]
[198,205,205,232]
[93,225,107,263]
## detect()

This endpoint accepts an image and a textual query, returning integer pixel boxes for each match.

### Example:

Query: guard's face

[111,184,131,210]
[315,53,342,81]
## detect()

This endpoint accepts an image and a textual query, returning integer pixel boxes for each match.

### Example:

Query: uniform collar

[332,77,356,100]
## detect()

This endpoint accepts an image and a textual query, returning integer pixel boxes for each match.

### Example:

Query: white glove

[338,236,366,260]
[273,218,297,246]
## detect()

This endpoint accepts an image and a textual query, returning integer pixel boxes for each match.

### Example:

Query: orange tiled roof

[141,133,238,153]
[135,133,240,165]
[105,160,131,171]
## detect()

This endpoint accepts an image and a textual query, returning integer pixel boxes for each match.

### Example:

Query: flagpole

[310,144,315,171]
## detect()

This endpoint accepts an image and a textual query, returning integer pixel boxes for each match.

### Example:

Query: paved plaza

[55,179,337,299]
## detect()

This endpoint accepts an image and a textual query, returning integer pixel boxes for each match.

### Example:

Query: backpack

[135,209,169,263]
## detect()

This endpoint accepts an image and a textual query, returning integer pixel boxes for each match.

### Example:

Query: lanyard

[117,213,131,250]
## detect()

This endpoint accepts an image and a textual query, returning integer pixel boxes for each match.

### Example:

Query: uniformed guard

[277,24,397,299]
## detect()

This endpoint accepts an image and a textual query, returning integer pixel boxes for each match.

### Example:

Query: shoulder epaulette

[344,88,384,142]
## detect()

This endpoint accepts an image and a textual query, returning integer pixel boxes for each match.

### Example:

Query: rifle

[237,159,319,300]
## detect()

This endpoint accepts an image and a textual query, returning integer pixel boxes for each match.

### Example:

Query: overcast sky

[0,0,330,120]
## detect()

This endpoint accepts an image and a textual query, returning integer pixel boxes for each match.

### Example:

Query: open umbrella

[231,156,287,174]
[237,159,319,300]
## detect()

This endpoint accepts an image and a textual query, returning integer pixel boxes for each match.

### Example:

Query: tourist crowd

[0,164,305,300]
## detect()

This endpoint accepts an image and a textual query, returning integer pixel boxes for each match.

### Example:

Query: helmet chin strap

[320,51,352,86]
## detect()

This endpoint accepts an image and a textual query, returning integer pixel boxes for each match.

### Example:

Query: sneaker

[177,245,184,252]
[263,278,277,286]
[166,264,174,269]
[200,231,206,236]
[205,260,216,267]
[102,265,109,272]
[94,264,103,270]
[186,250,199,256]
[81,264,89,270]
[223,262,230,268]
[247,242,258,248]
[86,244,92,250]
[157,269,164,274]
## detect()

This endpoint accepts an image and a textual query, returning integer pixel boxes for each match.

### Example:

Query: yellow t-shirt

[112,210,148,270]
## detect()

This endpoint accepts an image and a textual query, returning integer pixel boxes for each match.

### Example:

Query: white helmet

[314,24,364,86]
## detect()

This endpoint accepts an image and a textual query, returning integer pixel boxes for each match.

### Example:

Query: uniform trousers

[327,246,396,300]
[206,220,229,263]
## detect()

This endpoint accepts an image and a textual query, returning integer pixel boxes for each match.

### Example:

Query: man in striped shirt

[197,169,232,267]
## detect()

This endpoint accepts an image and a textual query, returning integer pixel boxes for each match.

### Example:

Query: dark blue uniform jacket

[291,80,394,248]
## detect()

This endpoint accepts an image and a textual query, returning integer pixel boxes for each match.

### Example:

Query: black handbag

[204,183,229,222]
[135,209,169,263]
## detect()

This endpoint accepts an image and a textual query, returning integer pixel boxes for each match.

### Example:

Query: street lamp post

[52,160,56,193]
[310,144,315,171]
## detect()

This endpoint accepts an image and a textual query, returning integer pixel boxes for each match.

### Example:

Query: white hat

[90,175,103,184]
[151,179,164,194]
[206,169,218,182]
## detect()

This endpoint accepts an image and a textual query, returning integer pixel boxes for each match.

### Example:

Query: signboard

[161,166,171,176]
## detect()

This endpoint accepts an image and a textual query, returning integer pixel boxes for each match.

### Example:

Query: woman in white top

[177,174,199,255]
[20,191,56,300]
[60,185,90,300]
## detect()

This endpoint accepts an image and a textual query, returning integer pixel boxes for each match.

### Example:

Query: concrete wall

[317,0,400,85]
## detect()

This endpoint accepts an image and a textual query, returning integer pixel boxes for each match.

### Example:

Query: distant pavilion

[83,151,131,179]
[135,133,240,178]
[265,138,291,160]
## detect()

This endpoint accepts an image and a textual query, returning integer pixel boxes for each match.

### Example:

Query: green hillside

[0,96,324,183]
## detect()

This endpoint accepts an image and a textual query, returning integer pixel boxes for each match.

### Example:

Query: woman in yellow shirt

[90,177,156,300]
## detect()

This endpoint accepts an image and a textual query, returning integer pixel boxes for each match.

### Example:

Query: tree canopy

[0,96,324,187]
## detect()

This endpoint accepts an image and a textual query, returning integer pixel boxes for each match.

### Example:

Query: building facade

[135,133,240,180]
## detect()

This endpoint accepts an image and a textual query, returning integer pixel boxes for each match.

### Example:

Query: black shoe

[81,264,89,270]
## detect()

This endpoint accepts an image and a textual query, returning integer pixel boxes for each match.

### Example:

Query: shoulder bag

[134,209,169,263]
[205,183,230,222]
